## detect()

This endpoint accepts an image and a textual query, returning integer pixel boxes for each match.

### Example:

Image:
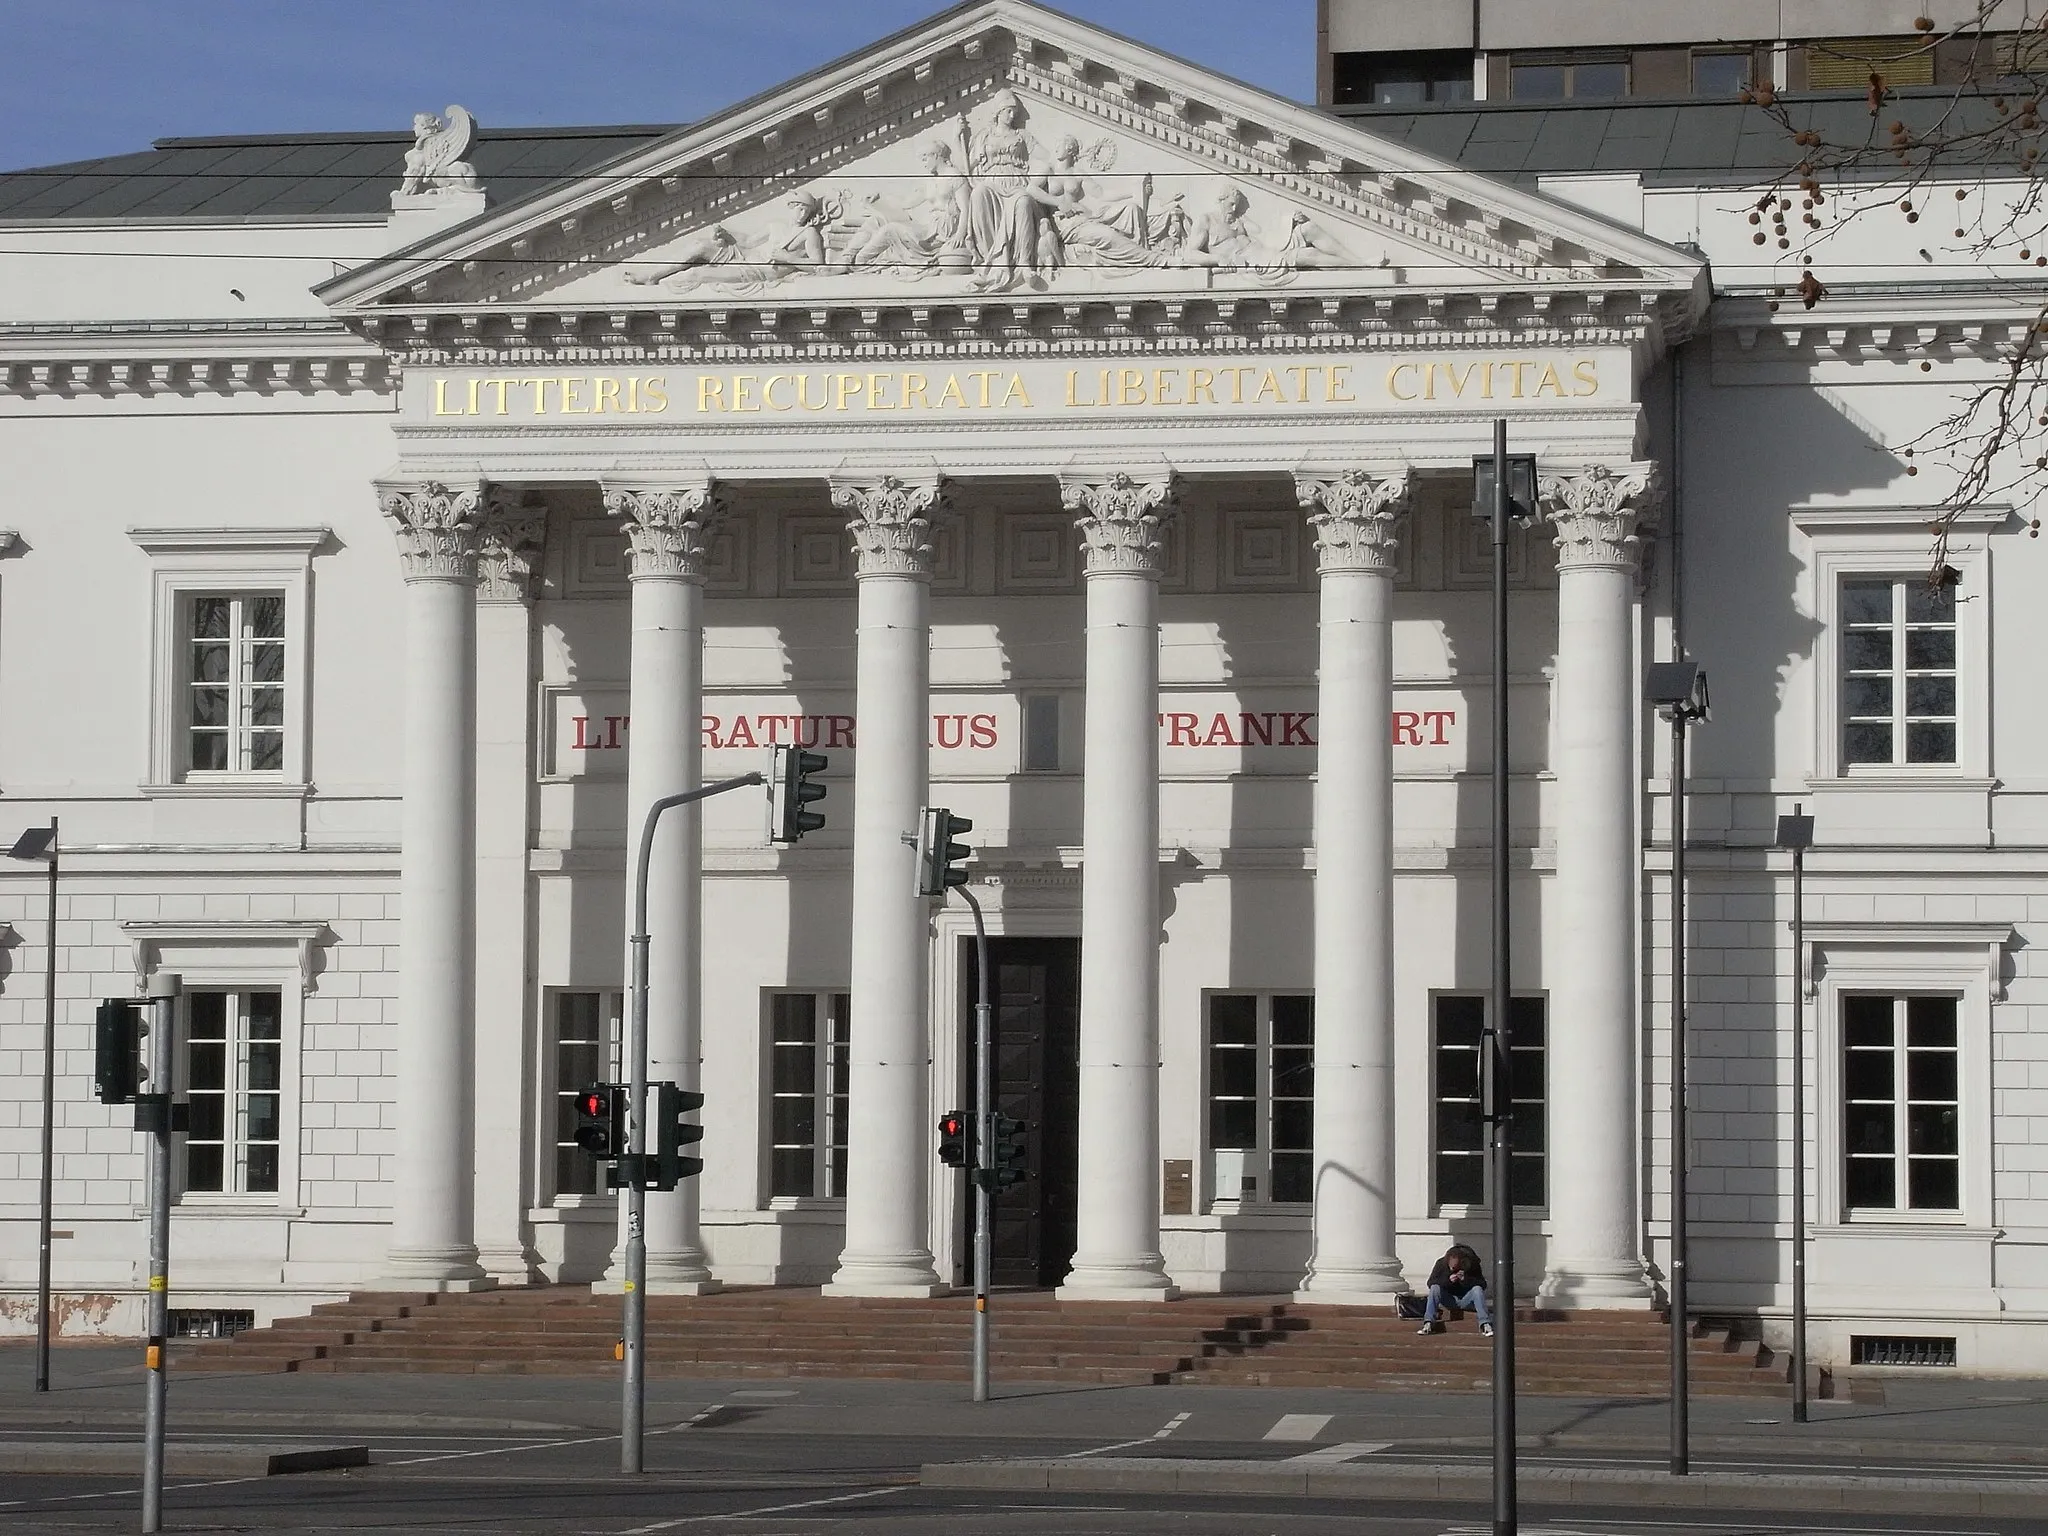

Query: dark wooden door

[961,937,1080,1288]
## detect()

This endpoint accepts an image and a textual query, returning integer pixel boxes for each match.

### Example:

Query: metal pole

[141,969,180,1534]
[35,818,57,1394]
[623,771,763,1475]
[1790,812,1808,1424]
[1670,710,1690,1476]
[962,889,993,1403]
[1488,417,1518,1536]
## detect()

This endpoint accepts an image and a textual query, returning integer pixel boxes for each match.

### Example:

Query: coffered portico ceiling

[318,0,1708,360]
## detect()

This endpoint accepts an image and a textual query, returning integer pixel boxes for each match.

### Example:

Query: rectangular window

[1433,994,1546,1210]
[1022,693,1062,773]
[768,991,850,1200]
[1512,55,1628,100]
[1206,993,1313,1205]
[185,592,287,775]
[1843,994,1960,1215]
[1841,577,1957,767]
[183,989,282,1196]
[1691,50,1752,96]
[551,991,620,1199]
[1330,48,1476,106]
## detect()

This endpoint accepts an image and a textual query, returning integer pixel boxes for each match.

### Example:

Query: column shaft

[1539,465,1659,1308]
[380,482,488,1288]
[827,476,946,1296]
[1294,469,1408,1303]
[1060,471,1178,1300]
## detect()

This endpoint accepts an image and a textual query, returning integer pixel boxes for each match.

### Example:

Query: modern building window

[550,990,620,1199]
[1840,577,1957,767]
[1433,994,1546,1209]
[768,990,850,1200]
[185,592,286,774]
[1331,48,1475,106]
[1206,993,1312,1205]
[1843,994,1961,1215]
[1512,55,1628,100]
[1022,693,1062,773]
[1692,50,1753,96]
[183,989,283,1196]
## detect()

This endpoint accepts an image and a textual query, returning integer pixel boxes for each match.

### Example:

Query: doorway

[959,936,1081,1288]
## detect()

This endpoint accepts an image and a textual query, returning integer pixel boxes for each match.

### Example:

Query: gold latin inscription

[427,358,1601,418]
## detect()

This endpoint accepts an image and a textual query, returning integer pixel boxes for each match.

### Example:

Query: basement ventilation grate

[1851,1334,1956,1367]
[168,1308,255,1340]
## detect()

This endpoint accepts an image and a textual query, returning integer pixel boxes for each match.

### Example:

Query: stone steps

[176,1289,1790,1398]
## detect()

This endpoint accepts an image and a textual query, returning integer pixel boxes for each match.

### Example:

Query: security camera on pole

[917,805,1003,1401]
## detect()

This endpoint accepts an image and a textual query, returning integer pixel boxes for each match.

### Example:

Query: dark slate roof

[0,124,680,221]
[1332,87,2011,185]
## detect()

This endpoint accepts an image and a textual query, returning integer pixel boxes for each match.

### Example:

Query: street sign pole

[1486,417,1519,1536]
[140,970,180,1534]
[961,888,993,1402]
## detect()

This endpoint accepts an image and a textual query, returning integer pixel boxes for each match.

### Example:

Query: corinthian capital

[1061,469,1181,577]
[476,488,547,603]
[1294,467,1410,576]
[829,473,948,578]
[379,479,485,583]
[602,479,726,580]
[1539,463,1660,574]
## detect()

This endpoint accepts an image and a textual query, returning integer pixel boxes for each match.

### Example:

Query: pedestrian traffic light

[654,1082,705,1189]
[988,1114,1028,1190]
[769,746,828,843]
[937,1109,971,1167]
[573,1083,626,1161]
[94,999,144,1105]
[916,807,974,896]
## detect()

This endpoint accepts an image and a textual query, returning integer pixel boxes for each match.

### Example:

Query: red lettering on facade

[1279,713,1316,747]
[604,716,626,750]
[969,713,998,749]
[1239,713,1275,747]
[933,713,968,750]
[795,714,823,748]
[1392,710,1423,746]
[1201,713,1239,748]
[725,716,758,749]
[701,715,722,750]
[572,715,601,750]
[1423,709,1456,745]
[827,715,856,749]
[1165,712,1199,746]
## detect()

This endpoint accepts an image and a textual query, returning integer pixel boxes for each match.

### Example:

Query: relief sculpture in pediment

[620,88,1362,297]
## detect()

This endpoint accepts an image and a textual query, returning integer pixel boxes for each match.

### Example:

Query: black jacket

[1427,1247,1487,1293]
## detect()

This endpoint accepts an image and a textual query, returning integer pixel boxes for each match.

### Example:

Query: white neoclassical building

[3,0,2045,1372]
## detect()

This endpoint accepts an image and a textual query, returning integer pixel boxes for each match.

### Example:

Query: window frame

[1808,924,2004,1231]
[542,988,622,1206]
[1201,991,1314,1211]
[1510,52,1631,101]
[1792,506,1997,783]
[1429,991,1549,1215]
[762,988,851,1208]
[130,526,326,795]
[177,986,287,1200]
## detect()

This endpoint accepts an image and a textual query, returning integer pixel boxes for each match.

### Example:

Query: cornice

[1711,289,2048,365]
[0,320,392,399]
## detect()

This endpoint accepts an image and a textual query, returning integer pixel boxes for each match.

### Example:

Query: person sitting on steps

[1417,1243,1494,1337]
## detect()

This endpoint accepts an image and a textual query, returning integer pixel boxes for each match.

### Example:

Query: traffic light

[988,1114,1028,1190]
[573,1083,626,1160]
[937,1109,971,1168]
[769,745,828,843]
[916,807,974,896]
[94,999,144,1105]
[654,1082,705,1189]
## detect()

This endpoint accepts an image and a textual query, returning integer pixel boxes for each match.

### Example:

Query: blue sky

[0,1,1315,169]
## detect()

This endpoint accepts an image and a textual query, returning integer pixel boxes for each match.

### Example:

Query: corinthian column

[1058,469,1180,1300]
[377,480,490,1288]
[602,479,725,1294]
[472,493,546,1285]
[1538,463,1660,1308]
[1293,467,1411,1304]
[824,474,949,1297]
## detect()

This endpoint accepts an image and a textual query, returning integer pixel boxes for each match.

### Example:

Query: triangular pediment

[320,0,1704,329]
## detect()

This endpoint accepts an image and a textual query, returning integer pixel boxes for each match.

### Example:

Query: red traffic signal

[573,1084,626,1160]
[937,1109,971,1167]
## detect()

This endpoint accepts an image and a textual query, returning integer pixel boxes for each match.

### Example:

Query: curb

[0,1442,369,1477]
[919,1456,2048,1518]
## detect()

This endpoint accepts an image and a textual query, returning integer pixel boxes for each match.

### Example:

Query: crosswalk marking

[1262,1412,1333,1442]
[1286,1440,1392,1463]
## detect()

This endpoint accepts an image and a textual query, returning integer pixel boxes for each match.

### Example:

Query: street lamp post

[1775,804,1815,1423]
[1474,423,1535,1536]
[8,819,58,1394]
[1645,660,1710,1477]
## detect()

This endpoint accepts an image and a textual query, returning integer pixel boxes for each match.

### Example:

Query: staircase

[177,1288,1790,1397]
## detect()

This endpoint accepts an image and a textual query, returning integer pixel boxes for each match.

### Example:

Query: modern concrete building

[2,0,2044,1374]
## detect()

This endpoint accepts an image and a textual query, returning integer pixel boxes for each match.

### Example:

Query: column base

[379,1245,494,1292]
[1057,1257,1177,1302]
[1537,1257,1657,1309]
[1294,1259,1408,1306]
[475,1243,542,1287]
[826,1251,943,1296]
